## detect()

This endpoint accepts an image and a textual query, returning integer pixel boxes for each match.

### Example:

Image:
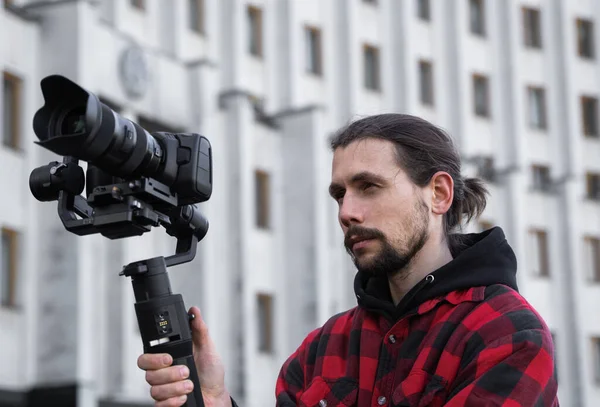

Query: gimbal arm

[164,204,209,268]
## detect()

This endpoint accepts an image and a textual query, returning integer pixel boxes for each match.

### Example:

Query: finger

[150,380,194,401]
[156,395,188,407]
[146,365,190,386]
[137,353,173,371]
[188,306,210,348]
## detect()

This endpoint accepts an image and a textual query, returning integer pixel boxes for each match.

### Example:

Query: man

[138,114,559,407]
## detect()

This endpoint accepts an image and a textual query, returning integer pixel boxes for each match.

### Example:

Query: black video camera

[29,75,212,407]
[29,74,212,239]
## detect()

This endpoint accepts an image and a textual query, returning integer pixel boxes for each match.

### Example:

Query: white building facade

[0,0,599,406]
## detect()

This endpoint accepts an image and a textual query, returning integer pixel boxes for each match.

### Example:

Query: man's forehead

[332,138,397,173]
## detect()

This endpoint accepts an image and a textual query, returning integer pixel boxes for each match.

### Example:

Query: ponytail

[447,177,489,255]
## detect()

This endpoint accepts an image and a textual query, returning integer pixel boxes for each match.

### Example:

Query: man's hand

[137,306,232,407]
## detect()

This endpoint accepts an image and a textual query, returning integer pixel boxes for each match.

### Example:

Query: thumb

[187,306,227,398]
[188,306,210,350]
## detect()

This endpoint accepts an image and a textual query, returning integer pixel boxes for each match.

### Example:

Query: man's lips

[345,229,383,252]
[348,236,376,251]
[352,239,374,250]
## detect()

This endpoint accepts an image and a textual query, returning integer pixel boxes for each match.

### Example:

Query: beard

[344,198,430,279]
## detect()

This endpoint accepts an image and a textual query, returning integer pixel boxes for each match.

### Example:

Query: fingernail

[163,355,171,365]
[179,395,187,404]
[180,366,189,378]
[185,380,194,391]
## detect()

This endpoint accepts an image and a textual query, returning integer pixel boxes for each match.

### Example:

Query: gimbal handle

[123,256,205,407]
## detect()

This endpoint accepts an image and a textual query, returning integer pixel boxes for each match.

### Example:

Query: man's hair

[330,113,488,253]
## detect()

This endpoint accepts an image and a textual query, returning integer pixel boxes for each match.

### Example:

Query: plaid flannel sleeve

[275,328,321,406]
[444,328,559,406]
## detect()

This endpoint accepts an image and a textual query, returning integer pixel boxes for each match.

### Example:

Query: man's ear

[430,171,453,215]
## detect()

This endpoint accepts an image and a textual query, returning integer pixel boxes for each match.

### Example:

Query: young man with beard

[137,114,559,407]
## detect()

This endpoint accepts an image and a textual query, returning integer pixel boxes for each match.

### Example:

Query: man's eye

[332,192,344,203]
[361,183,376,191]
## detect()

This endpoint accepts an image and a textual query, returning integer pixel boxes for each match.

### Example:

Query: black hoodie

[354,226,519,322]
[275,226,559,406]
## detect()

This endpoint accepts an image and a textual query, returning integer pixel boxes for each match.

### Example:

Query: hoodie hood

[354,226,518,322]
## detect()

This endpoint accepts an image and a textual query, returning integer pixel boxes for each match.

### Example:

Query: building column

[550,1,585,405]
[276,106,323,352]
[217,90,254,403]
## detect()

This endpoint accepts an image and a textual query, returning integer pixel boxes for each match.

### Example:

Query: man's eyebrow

[349,171,387,185]
[328,171,387,197]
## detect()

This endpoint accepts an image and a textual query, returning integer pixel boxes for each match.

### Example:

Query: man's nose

[339,196,364,228]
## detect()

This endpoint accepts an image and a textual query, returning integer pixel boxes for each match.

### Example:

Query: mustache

[344,225,385,249]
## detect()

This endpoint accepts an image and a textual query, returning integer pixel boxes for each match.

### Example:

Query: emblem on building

[118,44,150,99]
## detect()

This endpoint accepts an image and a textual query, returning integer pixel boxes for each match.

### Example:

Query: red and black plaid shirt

[275,284,558,406]
[275,229,559,406]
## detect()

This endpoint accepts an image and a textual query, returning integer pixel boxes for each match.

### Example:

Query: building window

[417,0,431,21]
[528,229,550,277]
[582,96,599,137]
[469,0,485,36]
[473,74,490,117]
[257,293,273,353]
[584,236,600,283]
[248,6,263,58]
[592,337,600,384]
[1,228,18,308]
[130,0,144,10]
[531,164,552,192]
[189,0,205,34]
[577,18,595,59]
[418,60,434,106]
[305,26,322,76]
[523,7,542,49]
[364,45,381,91]
[255,170,270,229]
[476,156,496,183]
[527,86,547,130]
[3,71,21,150]
[587,172,600,201]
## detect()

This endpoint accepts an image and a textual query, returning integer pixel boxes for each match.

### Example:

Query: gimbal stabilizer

[29,75,215,406]
[30,157,208,407]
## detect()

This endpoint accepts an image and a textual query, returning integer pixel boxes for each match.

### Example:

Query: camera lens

[33,75,164,180]
[60,106,87,136]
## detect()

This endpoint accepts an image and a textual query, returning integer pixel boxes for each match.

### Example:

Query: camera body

[144,131,212,207]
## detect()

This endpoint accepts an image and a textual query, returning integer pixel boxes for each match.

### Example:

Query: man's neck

[388,236,453,306]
